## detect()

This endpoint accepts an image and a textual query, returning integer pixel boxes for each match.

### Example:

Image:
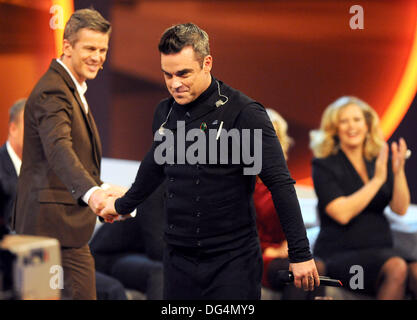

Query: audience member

[254,109,325,299]
[310,96,416,299]
[0,98,26,236]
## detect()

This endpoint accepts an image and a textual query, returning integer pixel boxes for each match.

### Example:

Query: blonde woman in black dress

[310,96,416,299]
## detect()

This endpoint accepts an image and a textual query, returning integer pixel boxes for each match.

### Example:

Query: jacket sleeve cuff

[82,186,101,205]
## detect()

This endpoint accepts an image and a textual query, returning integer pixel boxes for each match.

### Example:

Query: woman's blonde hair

[266,108,293,159]
[309,96,384,160]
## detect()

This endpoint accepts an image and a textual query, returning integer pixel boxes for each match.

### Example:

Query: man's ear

[203,55,213,72]
[8,121,17,138]
[62,39,72,57]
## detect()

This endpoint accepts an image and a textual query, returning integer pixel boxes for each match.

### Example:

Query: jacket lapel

[86,108,102,168]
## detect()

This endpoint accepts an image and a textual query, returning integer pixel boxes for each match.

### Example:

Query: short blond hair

[309,96,384,160]
[64,8,111,46]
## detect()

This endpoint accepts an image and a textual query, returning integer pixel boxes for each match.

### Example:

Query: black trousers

[163,234,262,300]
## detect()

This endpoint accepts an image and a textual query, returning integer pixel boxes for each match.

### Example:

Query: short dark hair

[9,98,26,124]
[64,8,112,45]
[158,23,210,66]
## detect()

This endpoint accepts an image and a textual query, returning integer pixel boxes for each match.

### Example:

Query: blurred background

[0,0,416,203]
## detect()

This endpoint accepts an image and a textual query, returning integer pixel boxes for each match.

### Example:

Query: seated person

[309,96,416,299]
[90,181,166,300]
[254,109,325,299]
[1,98,26,236]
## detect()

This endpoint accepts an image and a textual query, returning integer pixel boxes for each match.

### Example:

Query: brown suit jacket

[12,59,103,248]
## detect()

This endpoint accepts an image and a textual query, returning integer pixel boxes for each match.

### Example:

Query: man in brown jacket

[12,9,118,300]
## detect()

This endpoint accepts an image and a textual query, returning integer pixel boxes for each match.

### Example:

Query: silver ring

[405,149,411,160]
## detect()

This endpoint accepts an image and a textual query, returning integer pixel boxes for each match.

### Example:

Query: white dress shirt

[56,58,89,114]
[6,141,21,176]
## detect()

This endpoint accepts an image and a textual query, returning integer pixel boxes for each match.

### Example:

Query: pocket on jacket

[38,189,77,205]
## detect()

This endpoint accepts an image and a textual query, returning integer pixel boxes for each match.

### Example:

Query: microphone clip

[215,99,226,108]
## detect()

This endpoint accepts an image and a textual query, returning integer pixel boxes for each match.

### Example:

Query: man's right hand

[88,188,108,214]
[99,196,122,223]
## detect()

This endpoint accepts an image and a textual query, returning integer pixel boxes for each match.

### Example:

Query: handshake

[88,184,131,223]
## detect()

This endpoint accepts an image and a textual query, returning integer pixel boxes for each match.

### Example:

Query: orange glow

[296,177,313,187]
[51,0,74,57]
[380,19,417,139]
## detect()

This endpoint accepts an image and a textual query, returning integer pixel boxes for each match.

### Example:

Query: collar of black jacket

[164,76,224,129]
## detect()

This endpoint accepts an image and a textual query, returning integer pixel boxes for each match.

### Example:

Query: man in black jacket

[102,23,319,299]
[0,98,25,236]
